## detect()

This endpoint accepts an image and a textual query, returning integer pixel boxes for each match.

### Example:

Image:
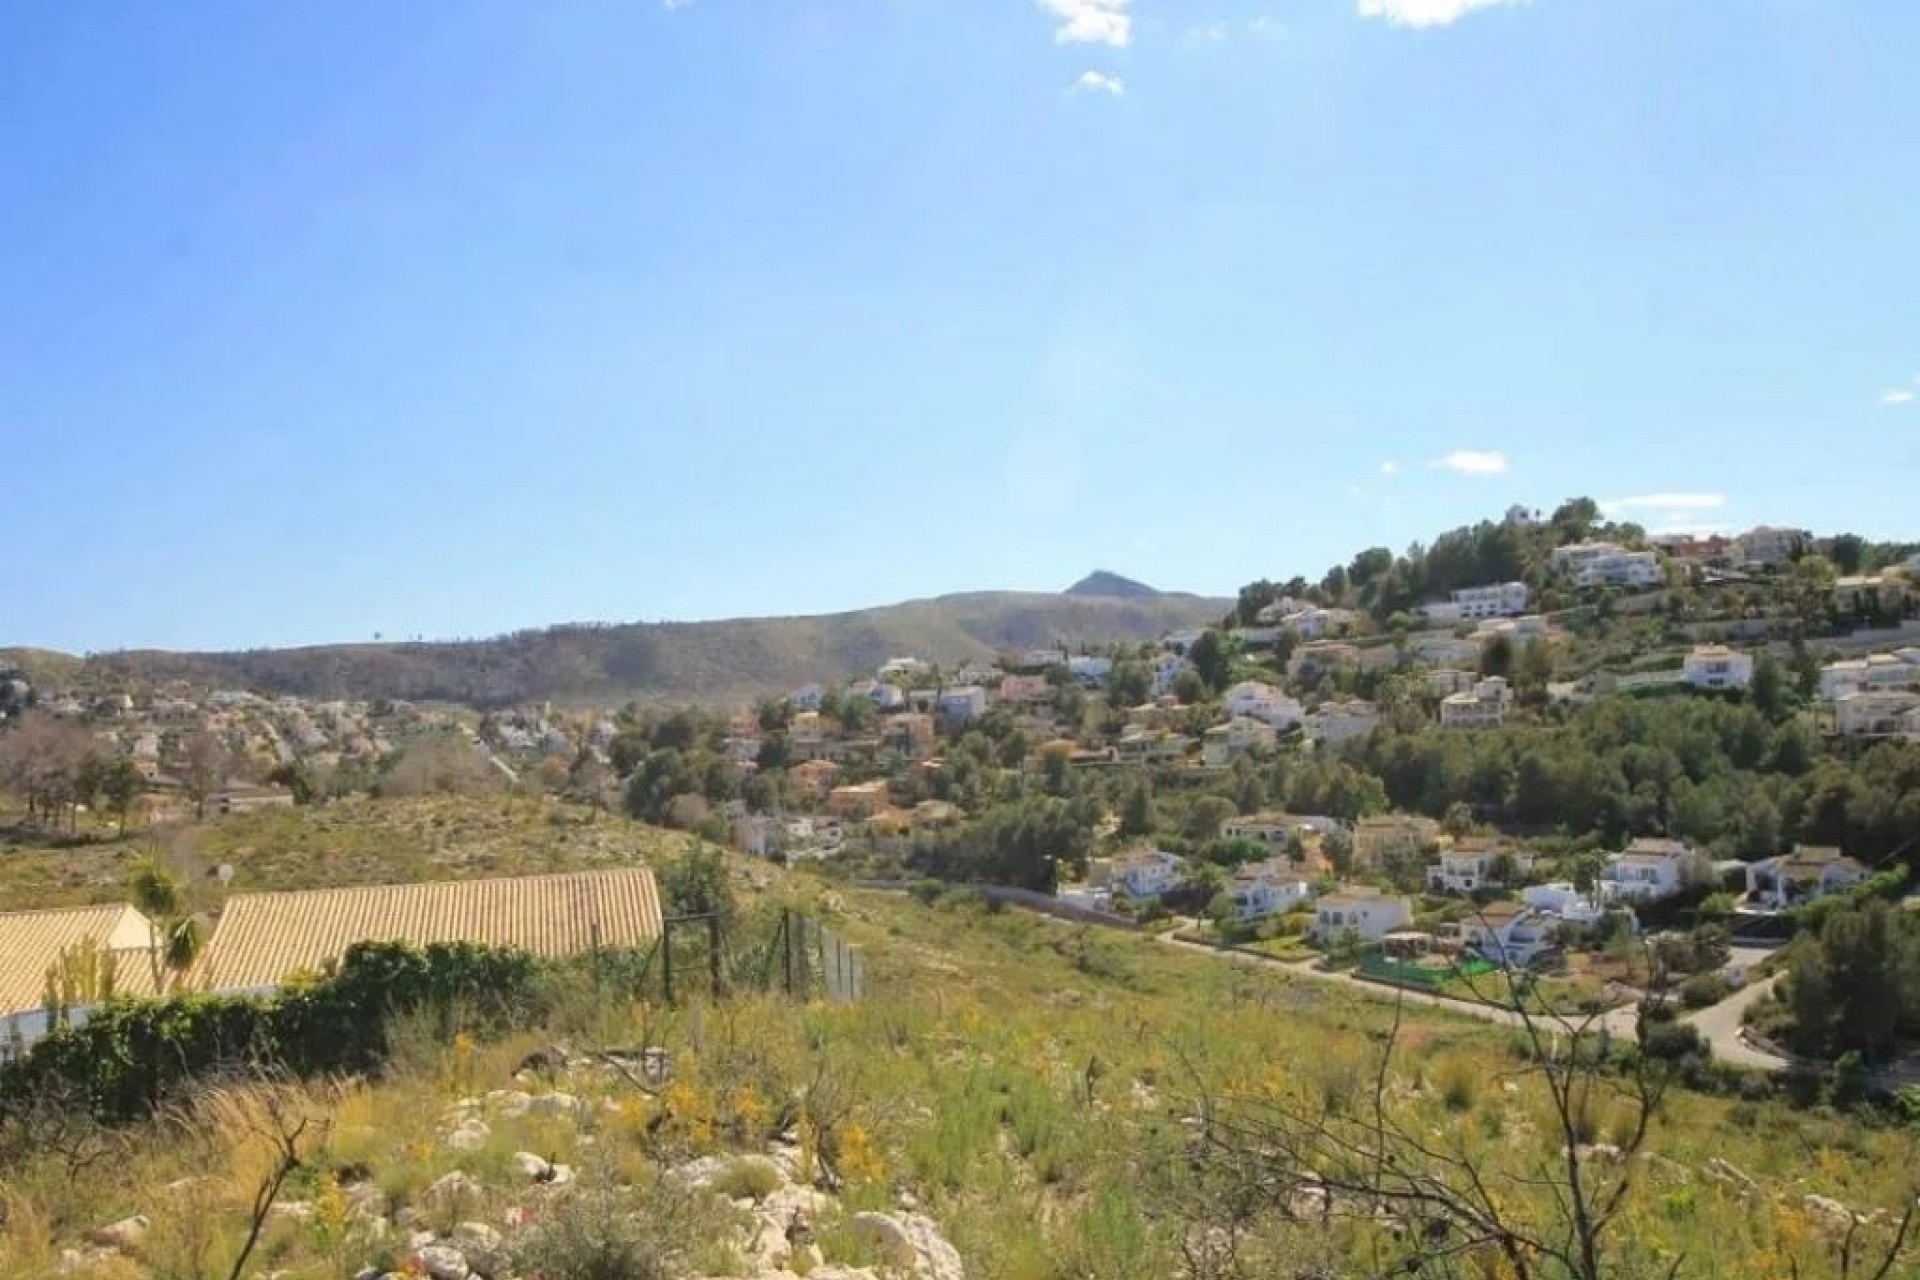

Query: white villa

[1225,859,1315,921]
[1460,901,1556,968]
[1552,542,1663,589]
[1422,582,1531,623]
[1313,887,1414,944]
[1428,840,1536,895]
[1832,691,1920,740]
[1440,677,1512,730]
[1202,717,1278,767]
[1745,846,1868,910]
[1733,525,1808,567]
[1521,882,1609,928]
[1106,850,1190,901]
[1223,680,1305,730]
[1286,607,1361,640]
[1683,645,1754,691]
[1819,652,1920,699]
[1306,699,1381,747]
[1598,838,1695,904]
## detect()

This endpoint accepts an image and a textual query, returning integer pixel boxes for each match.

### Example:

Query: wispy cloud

[1249,14,1288,39]
[1073,69,1125,94]
[1185,21,1229,44]
[1881,389,1915,406]
[1601,493,1727,514]
[1432,449,1510,477]
[661,0,694,9]
[1358,0,1529,28]
[1379,460,1400,475]
[1039,0,1131,47]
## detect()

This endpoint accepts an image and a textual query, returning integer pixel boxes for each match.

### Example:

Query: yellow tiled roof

[0,904,161,1016]
[194,868,663,993]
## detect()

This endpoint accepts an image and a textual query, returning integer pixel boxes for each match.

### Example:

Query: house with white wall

[1733,525,1808,567]
[1225,859,1315,921]
[1223,681,1304,730]
[1521,882,1608,928]
[1443,582,1530,621]
[1107,850,1190,901]
[1306,700,1381,747]
[1832,691,1920,739]
[1406,633,1483,669]
[1287,607,1360,640]
[1598,838,1695,904]
[1313,887,1413,944]
[1819,653,1920,699]
[1745,846,1869,910]
[1553,542,1662,589]
[1352,814,1440,869]
[1202,717,1278,767]
[1683,645,1753,691]
[1427,839,1536,895]
[1459,902,1555,968]
[1440,677,1512,730]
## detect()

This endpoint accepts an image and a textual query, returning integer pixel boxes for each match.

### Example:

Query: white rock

[450,1221,508,1278]
[512,1151,553,1181]
[446,1118,492,1152]
[421,1170,485,1214]
[546,1163,575,1187]
[87,1215,149,1251]
[1803,1194,1856,1231]
[409,1229,438,1251]
[269,1200,315,1222]
[345,1181,389,1222]
[487,1090,533,1119]
[850,1212,918,1268]
[528,1092,579,1118]
[415,1242,472,1280]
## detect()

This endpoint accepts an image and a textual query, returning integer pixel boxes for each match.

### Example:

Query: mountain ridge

[2,587,1228,709]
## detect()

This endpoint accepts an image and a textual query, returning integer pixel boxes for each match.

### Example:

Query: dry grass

[1,857,1916,1280]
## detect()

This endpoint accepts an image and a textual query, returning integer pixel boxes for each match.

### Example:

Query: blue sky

[3,0,1916,653]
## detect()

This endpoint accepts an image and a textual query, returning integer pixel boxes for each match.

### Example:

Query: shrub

[1431,1056,1480,1113]
[1641,1021,1706,1063]
[509,1172,729,1280]
[1679,973,1731,1009]
[708,1156,783,1203]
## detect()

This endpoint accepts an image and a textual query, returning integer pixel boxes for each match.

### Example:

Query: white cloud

[1073,69,1125,94]
[1249,15,1288,38]
[1039,0,1131,47]
[1600,493,1728,514]
[661,0,694,9]
[1432,449,1510,477]
[1881,389,1915,406]
[1186,21,1229,44]
[1379,460,1400,475]
[1357,0,1529,28]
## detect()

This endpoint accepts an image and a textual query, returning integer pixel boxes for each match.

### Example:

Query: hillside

[2,805,1914,1280]
[3,589,1225,709]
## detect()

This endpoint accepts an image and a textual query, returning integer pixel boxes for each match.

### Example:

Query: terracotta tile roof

[194,868,663,993]
[0,904,161,1016]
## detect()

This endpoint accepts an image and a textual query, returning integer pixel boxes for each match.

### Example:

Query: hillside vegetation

[3,590,1224,709]
[3,848,1916,1280]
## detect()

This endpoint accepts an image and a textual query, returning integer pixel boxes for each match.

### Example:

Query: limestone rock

[451,1221,508,1278]
[269,1200,315,1222]
[487,1090,533,1119]
[849,1211,963,1280]
[1803,1194,1856,1231]
[529,1092,580,1119]
[415,1242,472,1280]
[512,1151,554,1181]
[87,1214,149,1251]
[421,1170,485,1215]
[446,1117,492,1152]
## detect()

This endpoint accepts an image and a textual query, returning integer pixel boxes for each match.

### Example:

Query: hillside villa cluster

[1065,821,1869,968]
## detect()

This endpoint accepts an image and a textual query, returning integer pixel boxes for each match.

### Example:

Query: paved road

[1685,972,1788,1071]
[1158,931,1787,1071]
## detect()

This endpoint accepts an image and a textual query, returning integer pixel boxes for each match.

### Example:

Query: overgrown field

[3,863,1916,1280]
[0,795,680,910]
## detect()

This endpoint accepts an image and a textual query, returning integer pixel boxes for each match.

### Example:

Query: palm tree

[129,853,204,994]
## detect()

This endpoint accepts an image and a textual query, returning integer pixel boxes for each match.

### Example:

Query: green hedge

[0,940,549,1126]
